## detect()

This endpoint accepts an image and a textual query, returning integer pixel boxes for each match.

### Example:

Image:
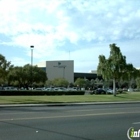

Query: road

[0,103,140,140]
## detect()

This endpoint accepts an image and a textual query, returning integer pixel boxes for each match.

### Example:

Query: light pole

[30,45,34,89]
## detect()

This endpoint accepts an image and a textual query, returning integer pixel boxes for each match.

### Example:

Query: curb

[0,101,140,107]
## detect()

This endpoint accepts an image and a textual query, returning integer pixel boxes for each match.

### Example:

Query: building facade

[36,60,100,83]
[74,72,101,81]
[36,60,74,83]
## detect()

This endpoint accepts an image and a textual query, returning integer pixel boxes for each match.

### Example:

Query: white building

[36,60,74,83]
[88,70,97,74]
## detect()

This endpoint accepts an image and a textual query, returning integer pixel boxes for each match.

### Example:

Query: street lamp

[30,45,34,89]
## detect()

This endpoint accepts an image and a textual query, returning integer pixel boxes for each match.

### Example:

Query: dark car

[95,88,106,94]
[0,86,4,90]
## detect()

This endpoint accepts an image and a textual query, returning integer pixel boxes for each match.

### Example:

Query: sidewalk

[0,101,140,107]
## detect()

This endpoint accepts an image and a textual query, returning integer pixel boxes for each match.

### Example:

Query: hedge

[0,90,85,96]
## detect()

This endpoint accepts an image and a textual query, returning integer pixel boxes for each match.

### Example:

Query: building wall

[46,60,74,83]
[74,72,101,81]
[36,61,100,83]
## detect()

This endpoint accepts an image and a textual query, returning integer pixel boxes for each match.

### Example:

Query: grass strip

[0,92,140,104]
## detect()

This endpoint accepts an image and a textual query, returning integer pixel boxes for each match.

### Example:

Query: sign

[127,127,140,140]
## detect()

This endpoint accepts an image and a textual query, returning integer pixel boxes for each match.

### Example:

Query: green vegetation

[97,43,138,96]
[1,43,140,93]
[0,90,85,96]
[0,92,140,104]
[51,78,69,87]
[0,54,13,84]
[136,78,140,89]
[8,64,47,88]
[74,78,86,89]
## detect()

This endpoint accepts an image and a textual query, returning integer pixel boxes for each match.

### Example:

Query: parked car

[106,89,113,94]
[95,88,106,94]
[128,88,133,92]
[122,88,128,91]
[43,87,53,91]
[34,87,44,91]
[67,87,77,91]
[4,86,18,90]
[0,86,4,90]
[57,87,67,91]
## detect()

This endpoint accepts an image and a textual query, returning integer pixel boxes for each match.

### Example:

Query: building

[74,72,101,81]
[36,60,99,83]
[36,60,74,83]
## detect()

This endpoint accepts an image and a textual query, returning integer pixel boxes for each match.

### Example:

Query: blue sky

[0,0,140,72]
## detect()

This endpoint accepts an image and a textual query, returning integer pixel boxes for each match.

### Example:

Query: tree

[90,79,95,89]
[125,65,138,88]
[136,78,140,89]
[8,66,23,87]
[69,82,75,87]
[74,78,86,89]
[85,79,90,89]
[94,78,103,88]
[8,64,47,88]
[52,78,69,87]
[45,80,53,87]
[136,70,140,89]
[97,43,134,96]
[0,54,14,85]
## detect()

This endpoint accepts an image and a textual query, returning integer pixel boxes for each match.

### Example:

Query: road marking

[0,107,139,116]
[0,112,38,116]
[0,111,140,121]
[66,107,140,112]
[132,122,140,125]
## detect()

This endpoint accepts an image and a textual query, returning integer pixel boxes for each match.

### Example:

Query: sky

[0,0,140,72]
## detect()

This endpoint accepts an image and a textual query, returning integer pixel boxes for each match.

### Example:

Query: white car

[106,89,113,94]
[67,87,77,91]
[128,88,133,92]
[43,88,53,91]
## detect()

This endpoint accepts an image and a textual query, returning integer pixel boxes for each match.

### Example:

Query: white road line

[132,122,140,125]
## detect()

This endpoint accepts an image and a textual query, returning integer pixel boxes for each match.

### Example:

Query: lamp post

[30,45,34,89]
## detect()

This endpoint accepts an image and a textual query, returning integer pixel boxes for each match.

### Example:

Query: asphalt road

[0,103,140,140]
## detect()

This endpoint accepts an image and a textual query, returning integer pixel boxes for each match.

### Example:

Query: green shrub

[0,90,85,96]
[116,89,123,94]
